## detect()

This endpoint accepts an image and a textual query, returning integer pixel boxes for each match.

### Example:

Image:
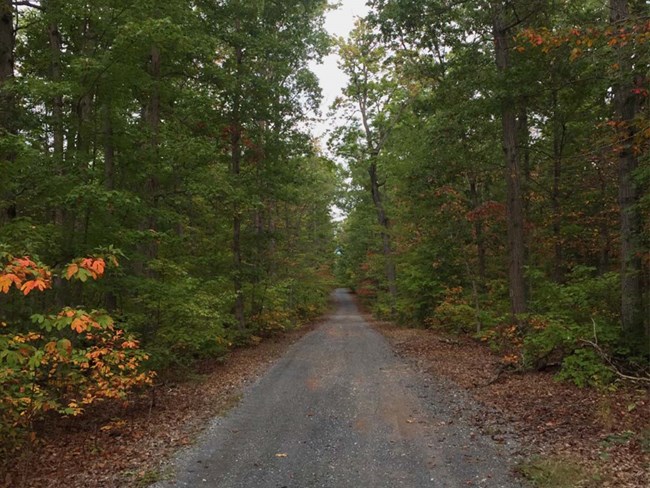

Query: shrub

[0,251,153,455]
[426,287,479,333]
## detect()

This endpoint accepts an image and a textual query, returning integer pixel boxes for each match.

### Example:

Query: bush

[123,267,232,370]
[0,251,152,455]
[425,287,479,333]
[556,348,615,388]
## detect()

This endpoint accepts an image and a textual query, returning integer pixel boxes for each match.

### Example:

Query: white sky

[310,0,370,141]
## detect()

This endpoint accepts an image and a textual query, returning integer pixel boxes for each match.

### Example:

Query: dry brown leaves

[1,324,317,488]
[373,321,649,488]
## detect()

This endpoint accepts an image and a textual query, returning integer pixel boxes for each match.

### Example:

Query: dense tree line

[0,0,335,453]
[334,0,649,385]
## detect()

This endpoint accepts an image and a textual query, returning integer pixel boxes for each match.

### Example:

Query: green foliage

[424,288,478,334]
[1,0,338,463]
[520,268,623,385]
[334,0,649,388]
[556,348,615,388]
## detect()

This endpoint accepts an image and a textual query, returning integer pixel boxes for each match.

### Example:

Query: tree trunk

[46,4,69,307]
[0,0,16,221]
[610,0,646,350]
[0,0,13,127]
[231,44,246,332]
[142,45,161,270]
[469,176,486,289]
[595,164,612,274]
[48,14,65,227]
[493,4,527,319]
[369,160,397,313]
[103,103,114,192]
[551,90,566,282]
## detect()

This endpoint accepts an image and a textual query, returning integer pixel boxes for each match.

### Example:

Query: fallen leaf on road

[275,453,288,458]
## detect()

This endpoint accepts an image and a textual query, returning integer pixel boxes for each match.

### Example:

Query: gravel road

[153,289,524,488]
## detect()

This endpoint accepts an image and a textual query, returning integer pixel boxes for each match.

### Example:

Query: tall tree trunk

[493,4,527,319]
[48,11,65,227]
[103,102,118,311]
[551,90,566,283]
[46,5,69,307]
[469,176,486,289]
[369,159,397,313]
[231,44,246,332]
[610,0,646,350]
[0,0,13,129]
[0,0,16,221]
[143,45,161,270]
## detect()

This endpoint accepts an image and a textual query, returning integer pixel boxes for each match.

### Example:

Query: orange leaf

[66,263,79,280]
[20,279,48,295]
[91,259,105,276]
[0,274,15,293]
[71,317,89,333]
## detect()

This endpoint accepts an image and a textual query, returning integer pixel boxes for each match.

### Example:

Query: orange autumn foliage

[0,251,153,455]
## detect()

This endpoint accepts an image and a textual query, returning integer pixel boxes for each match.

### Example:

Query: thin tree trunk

[142,45,161,270]
[551,90,566,282]
[469,176,486,289]
[48,13,65,227]
[610,0,645,349]
[46,5,69,307]
[103,102,118,312]
[231,44,246,332]
[493,4,527,319]
[369,160,397,313]
[596,165,612,274]
[103,103,114,192]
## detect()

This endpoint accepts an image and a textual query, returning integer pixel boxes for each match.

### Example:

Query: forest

[0,0,336,456]
[0,0,648,480]
[333,0,649,385]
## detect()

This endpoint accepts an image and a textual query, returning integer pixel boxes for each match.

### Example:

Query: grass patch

[517,455,601,487]
[214,393,243,417]
[125,466,173,488]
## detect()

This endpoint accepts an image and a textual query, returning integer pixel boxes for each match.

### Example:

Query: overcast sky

[309,0,370,141]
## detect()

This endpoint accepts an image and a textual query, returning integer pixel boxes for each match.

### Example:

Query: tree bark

[143,45,161,267]
[493,4,527,319]
[551,90,566,283]
[0,0,13,125]
[0,0,16,221]
[469,176,486,289]
[610,0,646,349]
[369,159,397,313]
[231,44,246,332]
[48,10,65,227]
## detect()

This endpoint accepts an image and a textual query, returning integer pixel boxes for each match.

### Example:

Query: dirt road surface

[154,289,524,488]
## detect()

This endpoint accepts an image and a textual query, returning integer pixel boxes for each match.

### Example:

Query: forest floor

[2,293,648,488]
[371,318,650,488]
[1,323,320,488]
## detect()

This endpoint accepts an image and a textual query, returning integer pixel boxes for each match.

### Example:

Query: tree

[610,0,647,350]
[334,20,413,313]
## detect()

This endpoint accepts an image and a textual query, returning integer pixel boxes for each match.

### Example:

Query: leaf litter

[371,319,649,488]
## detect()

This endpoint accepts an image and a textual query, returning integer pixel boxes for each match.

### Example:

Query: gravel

[152,289,526,488]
